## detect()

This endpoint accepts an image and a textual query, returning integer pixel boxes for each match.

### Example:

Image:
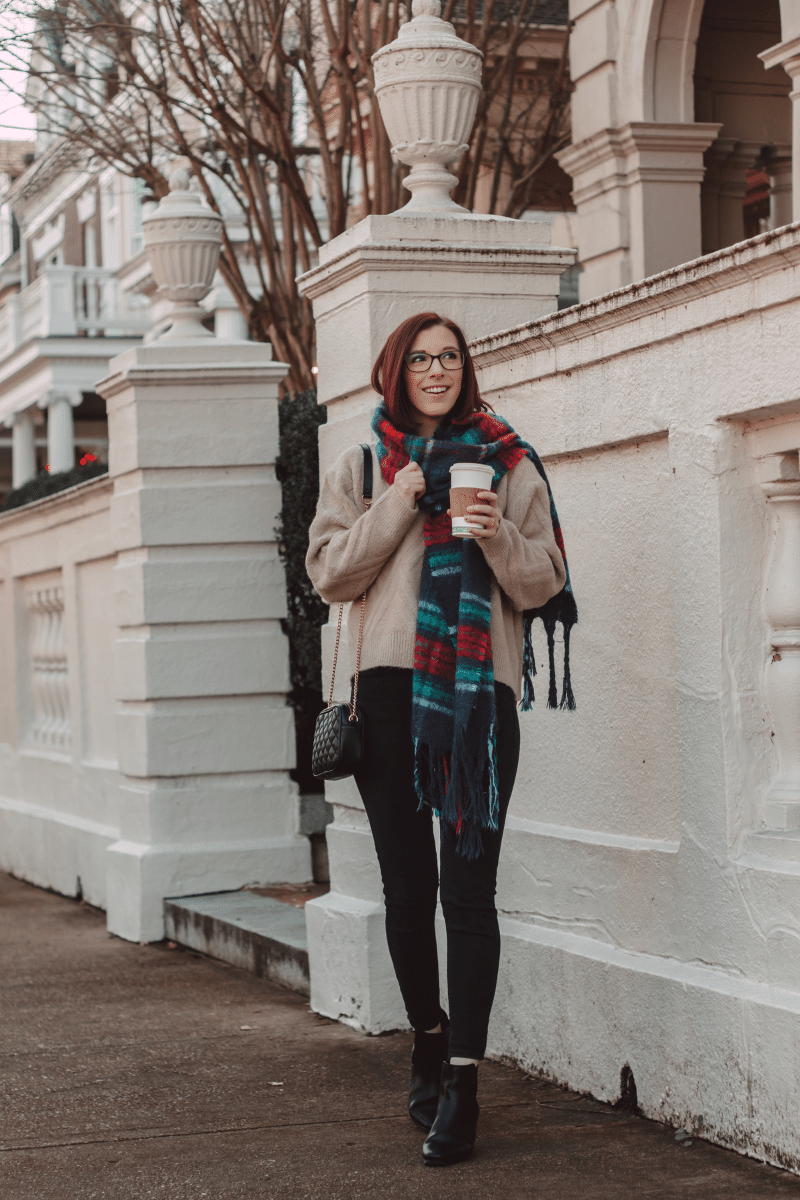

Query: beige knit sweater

[306,443,567,701]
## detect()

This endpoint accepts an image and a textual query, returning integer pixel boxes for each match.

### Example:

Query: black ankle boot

[422,1063,479,1166]
[408,1017,450,1132]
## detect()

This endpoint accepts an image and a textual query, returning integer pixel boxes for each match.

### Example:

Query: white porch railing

[0,266,151,363]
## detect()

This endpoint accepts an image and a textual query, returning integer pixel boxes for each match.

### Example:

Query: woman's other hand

[393,461,426,509]
[464,490,500,538]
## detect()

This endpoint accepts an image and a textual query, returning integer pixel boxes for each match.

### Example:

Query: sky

[0,12,36,142]
[0,76,36,140]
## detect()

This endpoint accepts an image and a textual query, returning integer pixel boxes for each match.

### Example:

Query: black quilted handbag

[311,445,372,782]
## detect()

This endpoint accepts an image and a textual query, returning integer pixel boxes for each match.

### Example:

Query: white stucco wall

[0,477,120,908]
[470,223,800,1167]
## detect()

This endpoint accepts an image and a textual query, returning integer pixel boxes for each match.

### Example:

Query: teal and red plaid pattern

[371,404,576,858]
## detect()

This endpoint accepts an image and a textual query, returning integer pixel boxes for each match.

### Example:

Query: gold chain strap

[349,588,367,722]
[326,497,371,721]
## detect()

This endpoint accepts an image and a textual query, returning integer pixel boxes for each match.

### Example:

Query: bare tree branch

[0,0,571,389]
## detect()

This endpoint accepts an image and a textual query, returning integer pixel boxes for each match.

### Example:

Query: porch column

[760,37,800,222]
[557,122,721,301]
[9,408,37,488]
[41,390,80,474]
[769,155,794,229]
[701,140,764,253]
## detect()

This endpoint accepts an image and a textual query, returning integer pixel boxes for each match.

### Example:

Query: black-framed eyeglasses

[404,349,465,373]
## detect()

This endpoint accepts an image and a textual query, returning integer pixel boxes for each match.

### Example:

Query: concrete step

[164,890,312,995]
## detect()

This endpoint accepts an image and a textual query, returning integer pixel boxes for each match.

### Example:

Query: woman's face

[403,324,464,437]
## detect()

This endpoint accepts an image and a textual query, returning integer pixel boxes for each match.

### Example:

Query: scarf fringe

[522,589,579,714]
[414,726,499,861]
[521,617,537,712]
[560,622,576,711]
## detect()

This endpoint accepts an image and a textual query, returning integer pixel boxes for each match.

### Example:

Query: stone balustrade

[760,466,800,829]
[0,266,150,365]
[0,477,120,905]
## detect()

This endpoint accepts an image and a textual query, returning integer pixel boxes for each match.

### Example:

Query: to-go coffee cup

[449,462,495,538]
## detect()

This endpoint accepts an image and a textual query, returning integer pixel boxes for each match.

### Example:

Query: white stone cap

[316,213,559,268]
[95,338,288,399]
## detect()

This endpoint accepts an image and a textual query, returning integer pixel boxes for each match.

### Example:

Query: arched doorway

[643,0,705,124]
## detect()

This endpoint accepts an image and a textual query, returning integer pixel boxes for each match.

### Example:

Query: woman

[306,312,576,1166]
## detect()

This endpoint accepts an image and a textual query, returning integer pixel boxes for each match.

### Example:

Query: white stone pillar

[42,391,80,474]
[96,338,311,943]
[299,218,573,1033]
[9,408,37,488]
[761,466,800,830]
[557,122,721,301]
[298,0,576,1035]
[760,38,800,223]
[94,163,309,944]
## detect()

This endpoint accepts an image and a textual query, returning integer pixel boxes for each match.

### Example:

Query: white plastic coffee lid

[449,462,495,480]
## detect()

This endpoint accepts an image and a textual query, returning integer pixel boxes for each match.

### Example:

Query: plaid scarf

[371,403,577,859]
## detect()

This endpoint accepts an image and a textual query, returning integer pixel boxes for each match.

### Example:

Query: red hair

[370,312,489,434]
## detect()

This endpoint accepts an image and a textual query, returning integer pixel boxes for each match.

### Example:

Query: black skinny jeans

[352,667,520,1061]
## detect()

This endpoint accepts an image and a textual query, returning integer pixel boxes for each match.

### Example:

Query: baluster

[41,590,58,746]
[25,583,70,751]
[28,587,47,745]
[762,470,800,827]
[51,591,69,748]
[87,270,99,329]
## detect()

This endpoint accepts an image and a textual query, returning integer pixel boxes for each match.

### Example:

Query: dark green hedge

[1,461,108,512]
[275,389,328,793]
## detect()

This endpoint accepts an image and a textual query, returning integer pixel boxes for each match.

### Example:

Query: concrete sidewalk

[3,871,800,1200]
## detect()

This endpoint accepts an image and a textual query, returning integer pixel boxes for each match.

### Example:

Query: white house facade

[558,0,798,300]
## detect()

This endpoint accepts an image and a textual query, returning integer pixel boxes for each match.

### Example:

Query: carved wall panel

[23,573,71,753]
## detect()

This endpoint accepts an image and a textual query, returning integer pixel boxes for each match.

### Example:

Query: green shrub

[1,461,108,512]
[275,389,328,793]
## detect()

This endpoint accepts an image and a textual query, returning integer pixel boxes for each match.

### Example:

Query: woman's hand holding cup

[466,490,500,538]
[393,461,426,509]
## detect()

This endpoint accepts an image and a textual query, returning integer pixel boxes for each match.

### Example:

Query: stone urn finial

[142,161,224,339]
[371,0,483,213]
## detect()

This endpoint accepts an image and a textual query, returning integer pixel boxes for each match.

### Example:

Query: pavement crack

[0,1102,543,1153]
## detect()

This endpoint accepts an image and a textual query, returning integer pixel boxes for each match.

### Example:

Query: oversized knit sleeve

[306,445,419,603]
[479,456,567,612]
